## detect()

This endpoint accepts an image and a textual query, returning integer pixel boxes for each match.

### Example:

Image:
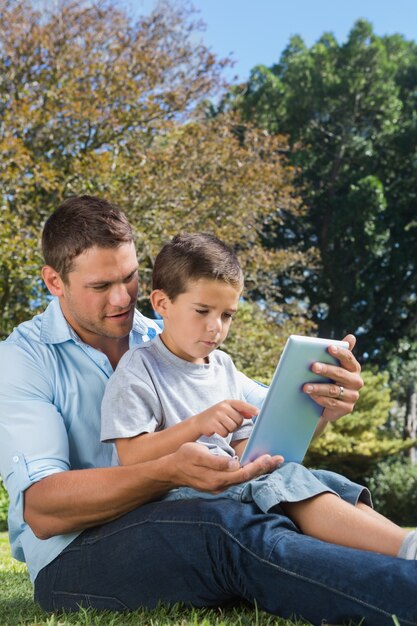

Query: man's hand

[303,334,363,435]
[192,400,258,438]
[169,442,283,493]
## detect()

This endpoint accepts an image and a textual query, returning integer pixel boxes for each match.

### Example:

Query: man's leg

[34,498,417,626]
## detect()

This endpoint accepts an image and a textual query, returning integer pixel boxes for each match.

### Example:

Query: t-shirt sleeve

[230,418,253,442]
[100,351,162,442]
[237,370,268,410]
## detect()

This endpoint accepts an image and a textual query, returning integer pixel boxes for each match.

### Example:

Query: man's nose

[108,284,131,308]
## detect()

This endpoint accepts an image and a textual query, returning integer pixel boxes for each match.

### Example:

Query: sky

[133,0,417,82]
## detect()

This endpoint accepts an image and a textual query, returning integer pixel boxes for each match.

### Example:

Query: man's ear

[150,289,170,318]
[41,266,66,297]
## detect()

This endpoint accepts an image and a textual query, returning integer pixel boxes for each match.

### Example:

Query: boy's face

[157,278,241,364]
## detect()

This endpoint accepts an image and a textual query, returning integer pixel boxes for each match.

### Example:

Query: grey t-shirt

[101,335,266,458]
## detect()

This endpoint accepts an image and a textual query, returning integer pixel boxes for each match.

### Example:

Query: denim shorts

[163,461,372,513]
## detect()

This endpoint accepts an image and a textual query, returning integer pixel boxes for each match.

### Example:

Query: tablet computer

[240,335,349,465]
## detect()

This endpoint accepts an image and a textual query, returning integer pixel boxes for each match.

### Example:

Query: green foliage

[229,19,417,370]
[113,115,309,319]
[0,478,8,531]
[223,300,315,383]
[306,369,408,482]
[0,0,311,338]
[367,459,417,525]
[0,0,226,337]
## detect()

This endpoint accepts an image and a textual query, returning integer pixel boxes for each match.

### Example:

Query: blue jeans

[34,498,417,626]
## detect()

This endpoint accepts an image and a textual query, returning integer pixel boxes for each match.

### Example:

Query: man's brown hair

[42,195,133,281]
[152,232,244,300]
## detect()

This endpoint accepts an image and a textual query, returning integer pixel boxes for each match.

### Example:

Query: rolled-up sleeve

[0,342,70,494]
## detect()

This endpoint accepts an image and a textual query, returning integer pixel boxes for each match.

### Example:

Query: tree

[0,0,227,335]
[0,0,313,346]
[229,20,417,368]
[107,114,311,318]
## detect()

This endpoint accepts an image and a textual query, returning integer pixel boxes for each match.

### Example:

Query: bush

[306,369,406,483]
[0,478,9,531]
[367,458,417,526]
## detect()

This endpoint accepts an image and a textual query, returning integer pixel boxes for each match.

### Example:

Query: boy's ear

[41,266,65,297]
[151,289,170,317]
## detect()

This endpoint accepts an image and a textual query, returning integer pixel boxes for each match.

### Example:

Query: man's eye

[124,271,138,283]
[93,285,109,291]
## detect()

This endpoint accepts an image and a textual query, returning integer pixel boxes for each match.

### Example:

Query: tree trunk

[405,381,417,464]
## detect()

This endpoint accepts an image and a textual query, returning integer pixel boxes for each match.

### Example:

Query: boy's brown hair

[152,232,244,300]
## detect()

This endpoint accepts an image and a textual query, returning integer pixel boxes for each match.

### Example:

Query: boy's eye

[222,312,233,319]
[196,309,208,315]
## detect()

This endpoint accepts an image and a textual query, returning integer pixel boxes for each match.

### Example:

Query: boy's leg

[356,500,406,526]
[281,492,407,556]
[34,498,417,626]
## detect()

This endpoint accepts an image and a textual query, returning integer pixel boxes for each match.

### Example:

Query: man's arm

[24,443,281,538]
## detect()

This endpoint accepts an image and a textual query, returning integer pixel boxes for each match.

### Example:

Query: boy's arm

[116,399,260,465]
[116,417,202,465]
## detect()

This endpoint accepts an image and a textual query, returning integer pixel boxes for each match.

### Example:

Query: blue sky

[134,0,417,81]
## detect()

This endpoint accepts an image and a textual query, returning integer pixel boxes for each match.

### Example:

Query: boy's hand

[193,400,258,438]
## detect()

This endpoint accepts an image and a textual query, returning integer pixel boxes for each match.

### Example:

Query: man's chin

[102,316,134,338]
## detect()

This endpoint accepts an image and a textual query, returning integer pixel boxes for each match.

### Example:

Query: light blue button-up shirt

[0,297,161,582]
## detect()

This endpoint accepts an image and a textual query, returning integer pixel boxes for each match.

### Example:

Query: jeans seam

[52,591,129,611]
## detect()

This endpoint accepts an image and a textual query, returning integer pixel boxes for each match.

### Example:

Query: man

[0,195,416,626]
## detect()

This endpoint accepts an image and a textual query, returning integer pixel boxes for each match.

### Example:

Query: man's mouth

[106,308,133,319]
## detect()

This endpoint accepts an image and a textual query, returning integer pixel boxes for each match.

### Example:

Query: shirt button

[13,455,19,463]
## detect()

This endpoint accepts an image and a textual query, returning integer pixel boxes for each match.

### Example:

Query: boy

[101,232,417,558]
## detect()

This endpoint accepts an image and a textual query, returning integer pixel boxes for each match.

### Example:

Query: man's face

[58,242,139,346]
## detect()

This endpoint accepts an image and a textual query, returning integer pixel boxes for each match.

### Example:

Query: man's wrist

[141,451,181,490]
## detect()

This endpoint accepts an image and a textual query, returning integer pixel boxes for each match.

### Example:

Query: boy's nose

[207,317,222,333]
